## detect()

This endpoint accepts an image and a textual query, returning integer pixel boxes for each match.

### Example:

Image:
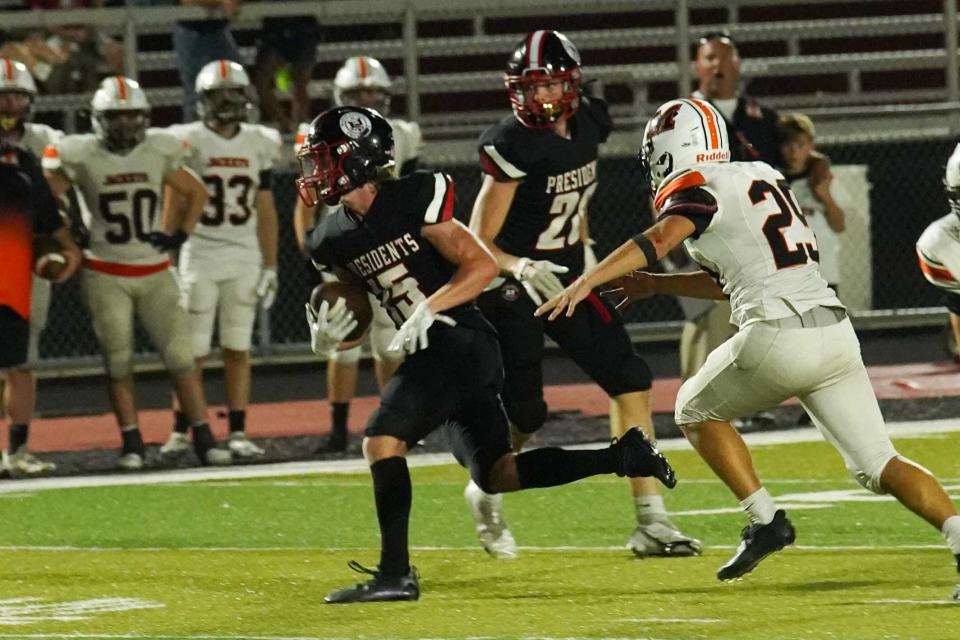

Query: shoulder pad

[145,128,187,157]
[947,143,960,189]
[43,133,94,171]
[654,170,707,211]
[391,119,424,148]
[478,118,527,180]
[248,123,282,148]
[581,96,613,141]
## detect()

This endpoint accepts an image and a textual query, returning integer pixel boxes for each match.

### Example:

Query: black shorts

[365,318,512,470]
[478,279,652,397]
[0,305,29,369]
[257,17,322,67]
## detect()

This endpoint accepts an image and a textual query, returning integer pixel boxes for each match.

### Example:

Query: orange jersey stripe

[689,98,720,150]
[654,170,706,211]
[917,254,957,283]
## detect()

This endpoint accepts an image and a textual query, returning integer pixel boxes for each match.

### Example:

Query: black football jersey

[306,170,489,330]
[477,96,612,275]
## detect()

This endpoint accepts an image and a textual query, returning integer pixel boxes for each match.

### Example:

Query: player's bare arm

[536,214,697,319]
[43,167,72,200]
[162,167,208,234]
[468,174,521,274]
[49,225,82,282]
[604,270,725,310]
[421,218,498,313]
[255,190,278,269]
[292,199,315,252]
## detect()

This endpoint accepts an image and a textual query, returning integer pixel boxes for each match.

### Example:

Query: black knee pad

[504,396,547,435]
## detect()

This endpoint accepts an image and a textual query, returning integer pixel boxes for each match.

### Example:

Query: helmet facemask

[95,109,148,154]
[0,90,31,134]
[201,87,249,128]
[296,140,356,207]
[338,87,390,114]
[505,68,581,129]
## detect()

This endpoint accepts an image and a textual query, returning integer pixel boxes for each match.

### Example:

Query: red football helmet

[504,30,583,129]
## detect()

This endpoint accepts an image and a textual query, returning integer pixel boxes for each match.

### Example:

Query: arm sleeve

[25,151,63,235]
[305,220,335,271]
[417,171,456,226]
[657,186,718,239]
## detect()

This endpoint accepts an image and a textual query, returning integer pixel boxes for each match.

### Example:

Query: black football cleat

[314,433,348,455]
[717,509,796,581]
[324,560,420,604]
[953,554,960,601]
[610,427,677,488]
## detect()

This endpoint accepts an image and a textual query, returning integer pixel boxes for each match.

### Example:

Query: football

[33,235,68,281]
[309,281,373,342]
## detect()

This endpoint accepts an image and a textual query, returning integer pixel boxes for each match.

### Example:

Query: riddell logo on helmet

[696,151,729,162]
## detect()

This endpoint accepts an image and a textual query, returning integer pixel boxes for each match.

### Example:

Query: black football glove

[147,230,188,251]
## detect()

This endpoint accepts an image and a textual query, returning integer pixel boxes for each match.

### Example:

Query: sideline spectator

[0,140,81,477]
[128,0,241,121]
[779,112,845,292]
[251,15,321,133]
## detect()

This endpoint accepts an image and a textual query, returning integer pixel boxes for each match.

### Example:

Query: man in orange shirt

[0,141,80,475]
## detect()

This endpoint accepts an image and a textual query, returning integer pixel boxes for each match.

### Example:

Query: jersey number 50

[750,179,820,270]
[100,189,158,244]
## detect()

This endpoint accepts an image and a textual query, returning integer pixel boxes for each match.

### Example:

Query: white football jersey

[294,117,422,175]
[169,122,281,273]
[21,122,62,159]
[786,172,841,284]
[43,129,185,265]
[917,214,960,292]
[657,161,842,328]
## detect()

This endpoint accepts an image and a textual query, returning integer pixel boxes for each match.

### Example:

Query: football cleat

[953,554,960,601]
[3,447,56,475]
[628,520,703,558]
[324,560,419,604]
[228,432,265,458]
[116,451,144,471]
[610,427,677,488]
[464,481,518,559]
[159,432,190,457]
[202,447,233,466]
[717,509,796,581]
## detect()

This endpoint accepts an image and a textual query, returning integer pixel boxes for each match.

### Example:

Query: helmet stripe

[358,56,368,79]
[3,58,12,81]
[219,59,228,79]
[528,30,546,69]
[689,98,720,150]
[115,76,127,101]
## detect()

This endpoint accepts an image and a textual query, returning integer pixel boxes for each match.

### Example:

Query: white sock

[120,424,138,432]
[635,495,667,524]
[941,515,960,556]
[740,487,777,525]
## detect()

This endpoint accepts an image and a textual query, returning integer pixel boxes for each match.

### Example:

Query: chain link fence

[35,133,957,368]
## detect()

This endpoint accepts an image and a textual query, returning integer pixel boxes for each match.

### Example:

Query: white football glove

[256,267,278,310]
[388,301,457,355]
[305,298,357,358]
[583,239,598,272]
[511,257,570,306]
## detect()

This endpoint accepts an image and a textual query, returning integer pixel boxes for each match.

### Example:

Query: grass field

[3,428,960,639]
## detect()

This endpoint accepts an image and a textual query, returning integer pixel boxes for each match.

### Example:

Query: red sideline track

[7,361,960,453]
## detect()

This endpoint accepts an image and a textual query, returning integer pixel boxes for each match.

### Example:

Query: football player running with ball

[466,30,700,560]
[298,106,677,603]
[536,98,960,596]
[163,60,281,460]
[43,77,231,470]
[293,56,423,454]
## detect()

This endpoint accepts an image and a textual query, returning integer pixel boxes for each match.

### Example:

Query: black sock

[514,446,618,489]
[228,410,246,433]
[8,424,28,452]
[191,422,216,457]
[174,411,189,434]
[120,427,144,455]
[330,402,349,440]
[370,457,412,577]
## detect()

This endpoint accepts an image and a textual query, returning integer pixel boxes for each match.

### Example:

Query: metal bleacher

[3,0,960,144]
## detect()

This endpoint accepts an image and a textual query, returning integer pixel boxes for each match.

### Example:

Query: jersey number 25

[750,179,820,270]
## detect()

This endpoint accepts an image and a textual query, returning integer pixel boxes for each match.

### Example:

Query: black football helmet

[295,106,395,206]
[504,30,583,128]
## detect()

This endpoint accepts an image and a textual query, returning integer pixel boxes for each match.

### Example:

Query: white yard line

[1,418,957,495]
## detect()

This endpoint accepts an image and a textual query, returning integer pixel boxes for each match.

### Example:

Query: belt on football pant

[762,306,847,329]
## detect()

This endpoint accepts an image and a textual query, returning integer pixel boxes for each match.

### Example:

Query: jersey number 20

[750,179,820,270]
[536,183,597,251]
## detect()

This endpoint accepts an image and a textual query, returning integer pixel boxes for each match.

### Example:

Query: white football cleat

[464,480,518,559]
[628,519,703,557]
[160,432,190,457]
[203,447,233,466]
[4,447,56,475]
[116,452,144,471]
[228,432,265,458]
